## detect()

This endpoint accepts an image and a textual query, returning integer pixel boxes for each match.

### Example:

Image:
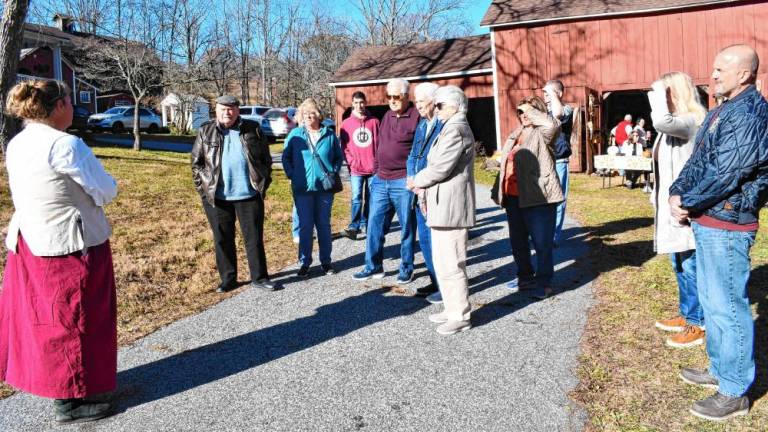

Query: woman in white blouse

[648,72,707,349]
[0,80,118,423]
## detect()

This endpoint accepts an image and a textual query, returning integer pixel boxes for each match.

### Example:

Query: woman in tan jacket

[492,96,563,299]
[408,85,476,335]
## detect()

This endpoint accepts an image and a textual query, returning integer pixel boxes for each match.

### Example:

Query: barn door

[584,88,601,173]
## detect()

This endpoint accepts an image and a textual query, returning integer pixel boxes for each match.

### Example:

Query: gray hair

[386,78,409,95]
[414,82,439,101]
[434,85,468,114]
[545,79,564,93]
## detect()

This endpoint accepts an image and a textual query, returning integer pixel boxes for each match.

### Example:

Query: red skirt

[0,235,117,399]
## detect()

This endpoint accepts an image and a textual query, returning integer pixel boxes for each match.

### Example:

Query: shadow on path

[114,207,659,410]
[114,288,427,412]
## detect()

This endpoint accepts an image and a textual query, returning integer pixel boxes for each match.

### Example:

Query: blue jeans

[364,176,415,276]
[554,160,569,243]
[692,222,756,398]
[294,192,334,267]
[670,250,702,327]
[291,205,299,238]
[415,207,437,285]
[503,196,557,288]
[349,174,371,231]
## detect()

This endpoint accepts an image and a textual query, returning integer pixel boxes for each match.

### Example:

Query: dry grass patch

[0,145,349,399]
[568,173,768,431]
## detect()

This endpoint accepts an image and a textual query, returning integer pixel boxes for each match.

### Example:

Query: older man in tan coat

[408,85,476,335]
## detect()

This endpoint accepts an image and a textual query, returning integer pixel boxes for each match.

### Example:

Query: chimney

[53,13,75,33]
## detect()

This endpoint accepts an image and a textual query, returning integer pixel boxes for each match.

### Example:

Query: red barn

[482,0,768,172]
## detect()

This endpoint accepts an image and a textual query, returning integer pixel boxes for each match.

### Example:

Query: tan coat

[648,88,698,254]
[493,109,563,208]
[413,112,476,228]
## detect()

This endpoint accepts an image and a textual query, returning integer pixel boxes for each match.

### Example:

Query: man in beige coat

[408,85,476,335]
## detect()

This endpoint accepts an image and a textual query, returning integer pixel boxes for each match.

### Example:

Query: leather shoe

[216,283,236,293]
[251,279,278,291]
[54,398,113,424]
[415,284,438,297]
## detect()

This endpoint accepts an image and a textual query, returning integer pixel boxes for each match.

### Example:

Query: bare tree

[0,0,30,152]
[253,0,297,104]
[350,0,469,46]
[224,0,257,103]
[200,44,236,97]
[77,1,165,150]
[296,10,356,112]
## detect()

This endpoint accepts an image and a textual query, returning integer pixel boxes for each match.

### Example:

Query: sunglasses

[386,94,403,101]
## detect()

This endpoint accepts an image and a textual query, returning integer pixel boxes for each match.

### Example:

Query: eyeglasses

[386,94,403,101]
[435,102,445,110]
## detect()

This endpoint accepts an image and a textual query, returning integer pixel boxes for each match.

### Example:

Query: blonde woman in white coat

[648,72,707,348]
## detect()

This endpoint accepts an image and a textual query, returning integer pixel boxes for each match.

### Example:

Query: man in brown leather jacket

[191,95,278,292]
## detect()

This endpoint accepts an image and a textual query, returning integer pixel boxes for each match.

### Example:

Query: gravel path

[0,183,593,432]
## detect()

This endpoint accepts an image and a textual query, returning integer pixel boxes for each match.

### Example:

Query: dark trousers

[202,196,268,286]
[503,195,557,288]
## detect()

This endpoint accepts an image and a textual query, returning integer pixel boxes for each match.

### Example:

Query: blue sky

[330,1,492,36]
[467,1,492,34]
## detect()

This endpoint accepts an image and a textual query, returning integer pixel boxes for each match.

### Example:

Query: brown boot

[666,325,705,348]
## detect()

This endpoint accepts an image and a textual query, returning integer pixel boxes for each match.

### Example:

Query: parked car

[239,105,271,123]
[69,106,92,131]
[87,106,162,134]
[261,108,297,140]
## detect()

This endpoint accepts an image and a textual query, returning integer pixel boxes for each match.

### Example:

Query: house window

[79,91,91,103]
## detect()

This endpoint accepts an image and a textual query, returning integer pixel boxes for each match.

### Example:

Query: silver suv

[239,105,271,123]
[88,106,162,134]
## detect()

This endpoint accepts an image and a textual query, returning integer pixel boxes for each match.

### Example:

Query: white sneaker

[436,320,471,335]
[428,312,449,324]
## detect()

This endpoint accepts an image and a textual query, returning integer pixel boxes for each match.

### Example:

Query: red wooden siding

[332,74,493,131]
[492,1,768,171]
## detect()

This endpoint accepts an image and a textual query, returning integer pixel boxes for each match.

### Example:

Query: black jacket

[191,118,272,205]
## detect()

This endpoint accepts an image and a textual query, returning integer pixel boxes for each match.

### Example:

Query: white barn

[160,93,210,132]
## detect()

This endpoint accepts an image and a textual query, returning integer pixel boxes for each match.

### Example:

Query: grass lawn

[566,174,768,431]
[269,139,285,155]
[0,145,350,399]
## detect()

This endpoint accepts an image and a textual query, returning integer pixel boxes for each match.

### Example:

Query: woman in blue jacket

[282,98,343,277]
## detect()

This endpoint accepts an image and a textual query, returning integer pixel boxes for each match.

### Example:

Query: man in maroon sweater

[353,78,420,283]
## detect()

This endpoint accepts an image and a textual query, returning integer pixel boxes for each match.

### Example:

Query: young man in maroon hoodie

[352,78,420,283]
[339,91,380,240]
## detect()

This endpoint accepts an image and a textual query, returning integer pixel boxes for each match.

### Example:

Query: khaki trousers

[431,227,471,322]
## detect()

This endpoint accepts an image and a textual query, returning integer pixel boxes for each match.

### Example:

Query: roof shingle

[331,35,491,85]
[481,0,739,27]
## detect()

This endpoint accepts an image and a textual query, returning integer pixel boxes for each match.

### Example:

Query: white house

[160,93,210,132]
